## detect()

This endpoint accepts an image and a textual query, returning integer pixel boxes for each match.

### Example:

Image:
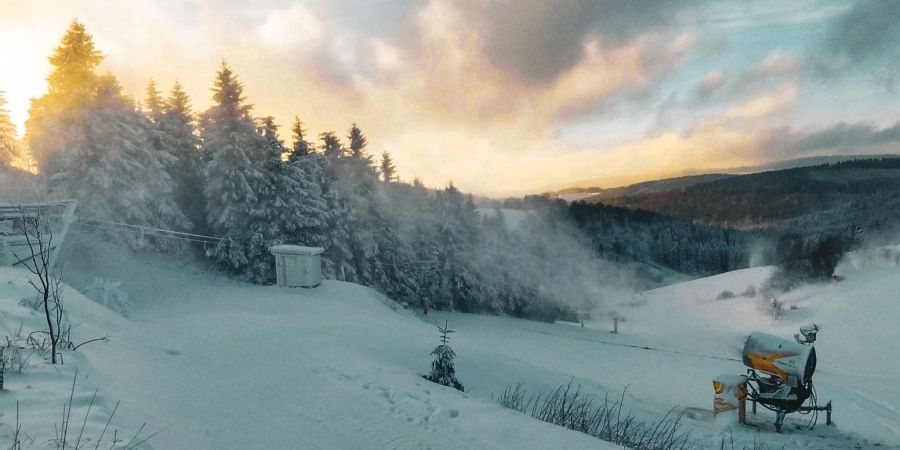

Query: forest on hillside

[597,159,900,234]
[5,21,727,321]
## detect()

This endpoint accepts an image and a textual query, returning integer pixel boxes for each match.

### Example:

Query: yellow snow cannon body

[742,332,816,385]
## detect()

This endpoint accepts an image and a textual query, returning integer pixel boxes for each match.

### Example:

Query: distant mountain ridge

[549,154,900,199]
[588,157,900,238]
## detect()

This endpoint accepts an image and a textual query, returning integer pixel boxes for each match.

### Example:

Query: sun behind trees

[11,20,619,320]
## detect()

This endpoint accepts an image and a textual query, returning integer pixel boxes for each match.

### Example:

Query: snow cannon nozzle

[795,323,818,345]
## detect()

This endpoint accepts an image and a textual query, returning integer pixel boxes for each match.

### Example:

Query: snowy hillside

[2,245,899,449]
[0,263,610,449]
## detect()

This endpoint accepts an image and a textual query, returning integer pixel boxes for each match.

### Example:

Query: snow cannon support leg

[826,400,832,426]
[713,375,748,424]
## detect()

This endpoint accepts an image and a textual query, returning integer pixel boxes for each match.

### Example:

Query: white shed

[270,245,324,288]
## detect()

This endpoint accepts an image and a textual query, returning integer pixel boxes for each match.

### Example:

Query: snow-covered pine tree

[143,80,164,124]
[287,116,312,162]
[200,62,270,276]
[57,75,187,246]
[0,92,17,168]
[26,20,103,177]
[379,151,396,183]
[316,131,356,281]
[429,184,484,312]
[159,81,205,233]
[320,131,343,159]
[347,123,368,160]
[424,321,464,392]
[232,117,289,282]
[282,115,329,250]
[334,124,383,284]
[287,154,330,248]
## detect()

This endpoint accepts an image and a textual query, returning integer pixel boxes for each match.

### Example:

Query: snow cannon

[742,332,816,385]
[737,326,831,432]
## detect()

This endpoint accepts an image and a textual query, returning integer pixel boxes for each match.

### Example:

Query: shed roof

[270,245,325,256]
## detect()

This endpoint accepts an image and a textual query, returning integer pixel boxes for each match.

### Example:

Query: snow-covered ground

[1,243,898,449]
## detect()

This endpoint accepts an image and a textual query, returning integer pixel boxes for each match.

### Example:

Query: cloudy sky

[1,0,898,195]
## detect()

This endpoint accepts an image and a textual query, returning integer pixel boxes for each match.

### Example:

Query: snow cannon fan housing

[742,332,816,385]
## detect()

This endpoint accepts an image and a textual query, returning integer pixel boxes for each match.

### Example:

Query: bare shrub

[496,381,694,450]
[7,369,161,449]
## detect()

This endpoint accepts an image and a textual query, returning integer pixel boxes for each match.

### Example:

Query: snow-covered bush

[424,321,464,392]
[716,290,736,300]
[84,277,132,317]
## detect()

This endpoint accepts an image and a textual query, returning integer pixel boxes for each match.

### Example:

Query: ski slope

[1,244,899,449]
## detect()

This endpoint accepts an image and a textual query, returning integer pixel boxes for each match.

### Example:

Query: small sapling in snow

[424,321,464,392]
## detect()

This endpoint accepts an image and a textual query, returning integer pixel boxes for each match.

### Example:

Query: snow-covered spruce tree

[159,81,206,233]
[316,131,357,281]
[200,62,270,279]
[25,21,186,246]
[334,124,387,285]
[285,122,329,250]
[424,321,464,392]
[26,20,102,177]
[0,91,19,168]
[143,79,164,124]
[287,116,312,162]
[347,122,368,159]
[245,116,330,282]
[428,184,484,312]
[58,75,188,247]
[379,151,396,183]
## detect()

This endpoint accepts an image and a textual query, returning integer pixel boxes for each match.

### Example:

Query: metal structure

[741,325,832,432]
[0,200,77,271]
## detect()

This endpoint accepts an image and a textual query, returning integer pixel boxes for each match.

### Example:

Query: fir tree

[159,81,205,232]
[58,74,187,244]
[347,122,368,159]
[242,116,289,281]
[320,131,343,159]
[0,92,17,168]
[288,116,312,162]
[200,62,269,276]
[26,20,103,175]
[143,79,164,124]
[429,184,483,312]
[380,151,396,183]
[286,153,330,249]
[424,321,464,392]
